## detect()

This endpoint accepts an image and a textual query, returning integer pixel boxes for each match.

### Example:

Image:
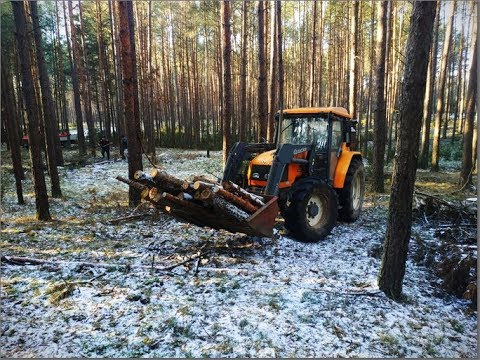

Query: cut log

[182,180,192,190]
[222,180,265,207]
[200,189,213,201]
[193,180,217,191]
[150,168,184,188]
[116,176,148,192]
[212,186,259,213]
[212,196,249,221]
[187,174,217,184]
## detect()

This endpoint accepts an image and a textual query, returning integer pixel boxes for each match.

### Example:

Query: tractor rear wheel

[338,158,365,222]
[283,179,338,242]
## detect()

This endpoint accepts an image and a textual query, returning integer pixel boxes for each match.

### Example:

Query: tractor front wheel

[338,158,365,222]
[283,180,338,242]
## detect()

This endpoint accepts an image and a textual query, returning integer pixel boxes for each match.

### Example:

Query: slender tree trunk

[277,1,284,112]
[371,1,388,193]
[30,1,62,198]
[309,1,317,107]
[459,23,477,186]
[452,34,464,144]
[317,2,323,105]
[77,0,96,156]
[12,0,51,220]
[378,1,436,300]
[118,0,143,206]
[239,1,248,142]
[65,0,86,155]
[419,1,441,168]
[257,1,267,142]
[431,0,457,171]
[364,0,375,156]
[267,2,277,143]
[348,1,359,119]
[221,0,232,165]
[1,65,24,204]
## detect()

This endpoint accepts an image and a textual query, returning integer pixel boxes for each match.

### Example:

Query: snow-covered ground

[1,148,477,358]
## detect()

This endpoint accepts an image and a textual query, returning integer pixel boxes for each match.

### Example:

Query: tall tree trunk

[364,0,375,156]
[239,0,248,142]
[309,1,317,107]
[419,1,441,169]
[378,1,436,300]
[30,1,62,198]
[118,0,143,206]
[257,1,267,142]
[371,1,388,193]
[1,65,24,204]
[12,0,51,220]
[431,0,457,171]
[77,0,96,156]
[459,23,477,186]
[452,33,464,144]
[65,0,86,156]
[277,1,284,112]
[221,0,232,165]
[348,1,359,119]
[267,2,277,143]
[317,2,323,105]
[55,0,70,148]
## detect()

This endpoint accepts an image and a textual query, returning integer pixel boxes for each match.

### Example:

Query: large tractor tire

[283,179,338,242]
[338,158,365,222]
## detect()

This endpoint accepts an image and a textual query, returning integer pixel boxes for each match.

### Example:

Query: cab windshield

[278,116,329,151]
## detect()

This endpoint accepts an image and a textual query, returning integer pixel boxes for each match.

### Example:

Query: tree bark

[239,1,248,142]
[267,2,277,143]
[65,0,86,156]
[419,1,441,169]
[459,23,477,186]
[371,1,388,193]
[12,0,51,220]
[77,0,96,156]
[378,0,436,300]
[276,1,284,114]
[257,1,267,142]
[431,0,457,171]
[30,1,62,198]
[1,65,24,204]
[309,1,317,107]
[348,1,359,119]
[118,1,143,206]
[220,1,232,165]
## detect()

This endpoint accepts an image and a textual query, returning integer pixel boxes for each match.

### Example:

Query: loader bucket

[164,196,279,238]
[116,173,279,238]
[243,196,279,237]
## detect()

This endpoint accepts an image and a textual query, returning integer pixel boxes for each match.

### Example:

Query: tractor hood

[250,149,275,167]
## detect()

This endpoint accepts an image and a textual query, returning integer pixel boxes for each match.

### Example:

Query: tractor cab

[247,107,359,191]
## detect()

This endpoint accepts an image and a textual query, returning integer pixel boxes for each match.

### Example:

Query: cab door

[329,120,343,181]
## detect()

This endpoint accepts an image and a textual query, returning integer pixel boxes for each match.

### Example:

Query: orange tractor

[221,107,365,242]
[121,107,365,242]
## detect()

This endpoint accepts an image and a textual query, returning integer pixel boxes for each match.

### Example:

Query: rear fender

[333,151,362,189]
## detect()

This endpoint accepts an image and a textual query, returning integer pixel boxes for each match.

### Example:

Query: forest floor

[0,146,477,358]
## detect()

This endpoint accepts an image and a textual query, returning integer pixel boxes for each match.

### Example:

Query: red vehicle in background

[22,131,76,148]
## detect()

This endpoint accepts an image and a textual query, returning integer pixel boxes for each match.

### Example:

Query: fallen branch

[107,213,152,225]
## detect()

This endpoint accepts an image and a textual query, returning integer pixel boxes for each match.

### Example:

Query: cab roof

[279,107,352,119]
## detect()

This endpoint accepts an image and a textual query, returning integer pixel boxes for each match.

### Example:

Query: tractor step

[116,170,279,238]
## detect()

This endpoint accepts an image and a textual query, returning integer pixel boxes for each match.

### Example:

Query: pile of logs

[116,169,274,237]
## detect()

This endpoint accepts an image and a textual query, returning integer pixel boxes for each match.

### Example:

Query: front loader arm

[223,142,276,183]
[265,144,314,196]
